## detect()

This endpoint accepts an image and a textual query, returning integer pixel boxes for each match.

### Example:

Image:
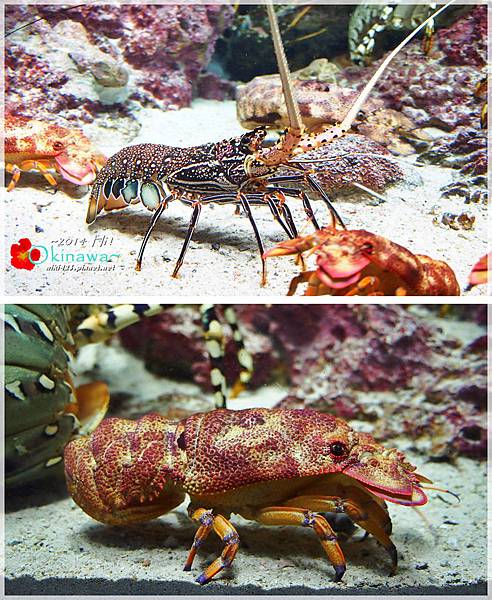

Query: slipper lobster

[465,252,490,291]
[264,226,460,296]
[5,113,106,191]
[64,407,440,585]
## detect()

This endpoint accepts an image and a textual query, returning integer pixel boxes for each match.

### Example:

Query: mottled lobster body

[64,408,432,584]
[5,113,106,190]
[86,130,270,224]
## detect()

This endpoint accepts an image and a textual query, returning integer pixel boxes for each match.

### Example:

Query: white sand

[4,100,488,296]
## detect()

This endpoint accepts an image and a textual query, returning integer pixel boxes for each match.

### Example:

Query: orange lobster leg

[185,508,239,585]
[6,160,58,191]
[344,276,388,296]
[253,505,346,581]
[282,492,397,574]
[287,271,313,296]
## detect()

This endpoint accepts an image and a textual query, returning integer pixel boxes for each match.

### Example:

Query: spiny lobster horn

[257,1,305,166]
[257,0,456,164]
[336,0,456,137]
[265,2,303,134]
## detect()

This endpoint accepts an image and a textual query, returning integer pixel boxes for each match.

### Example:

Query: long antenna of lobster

[265,1,303,134]
[259,0,456,162]
[291,0,457,154]
[255,1,306,167]
[4,4,85,38]
[339,0,456,134]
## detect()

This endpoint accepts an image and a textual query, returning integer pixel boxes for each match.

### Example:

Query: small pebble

[142,559,151,567]
[415,563,429,570]
[163,535,179,548]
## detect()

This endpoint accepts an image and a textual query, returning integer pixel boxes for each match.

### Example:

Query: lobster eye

[177,431,186,450]
[53,141,64,152]
[361,243,373,255]
[330,442,347,457]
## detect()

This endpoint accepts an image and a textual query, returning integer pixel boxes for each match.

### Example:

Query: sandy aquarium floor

[4,441,487,595]
[4,99,488,297]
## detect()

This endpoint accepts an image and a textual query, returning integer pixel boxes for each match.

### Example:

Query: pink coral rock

[5,5,234,122]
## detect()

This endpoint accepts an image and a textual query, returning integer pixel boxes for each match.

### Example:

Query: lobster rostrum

[64,407,451,585]
[86,2,455,284]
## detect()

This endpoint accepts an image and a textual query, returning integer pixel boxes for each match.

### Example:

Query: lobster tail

[86,182,101,224]
[64,415,185,525]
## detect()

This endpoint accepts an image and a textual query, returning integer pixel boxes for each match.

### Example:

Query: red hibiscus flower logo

[10,238,41,270]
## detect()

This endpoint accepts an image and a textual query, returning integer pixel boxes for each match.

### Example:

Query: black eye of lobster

[360,243,373,255]
[53,141,64,152]
[330,442,347,457]
[177,431,186,450]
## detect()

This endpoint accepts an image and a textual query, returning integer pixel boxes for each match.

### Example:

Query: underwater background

[5,303,487,594]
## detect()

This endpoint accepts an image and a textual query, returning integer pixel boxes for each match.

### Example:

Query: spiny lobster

[86,1,455,284]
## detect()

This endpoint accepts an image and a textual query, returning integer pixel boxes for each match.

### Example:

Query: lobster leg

[304,172,345,229]
[248,194,300,242]
[6,160,58,191]
[266,184,321,231]
[299,191,320,230]
[285,270,320,296]
[135,197,170,271]
[185,508,240,585]
[253,505,346,581]
[172,201,202,278]
[281,493,397,574]
[238,192,267,286]
[268,173,343,228]
[188,192,297,251]
[344,276,384,296]
[274,197,300,237]
[6,163,22,191]
[265,195,297,239]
